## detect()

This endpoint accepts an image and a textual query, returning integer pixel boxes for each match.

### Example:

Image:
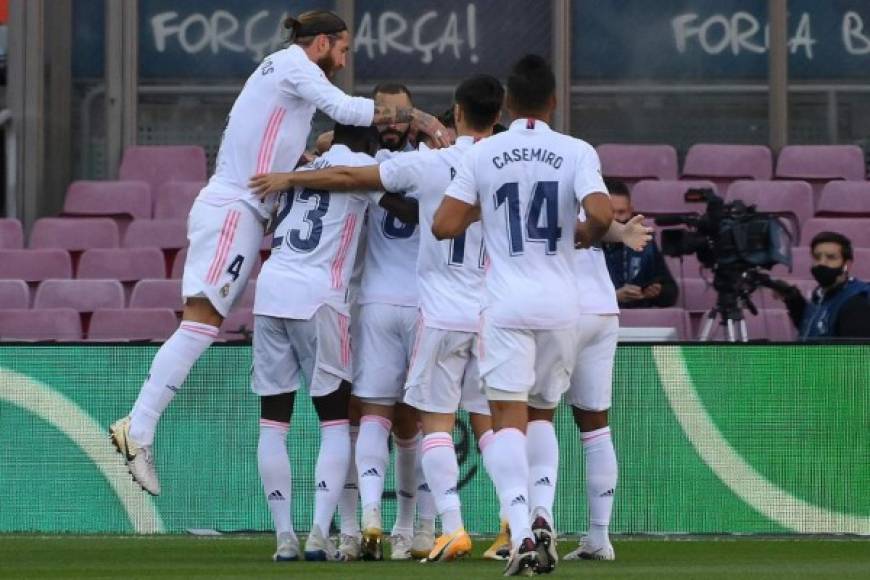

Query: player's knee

[312,381,351,422]
[392,403,420,437]
[182,297,224,328]
[260,393,295,423]
[572,406,609,431]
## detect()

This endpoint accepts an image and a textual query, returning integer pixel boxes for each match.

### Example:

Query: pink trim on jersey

[256,107,287,174]
[331,213,358,289]
[320,419,350,428]
[259,418,290,430]
[179,321,219,338]
[206,210,241,285]
[361,415,392,432]
[407,314,425,371]
[338,313,351,368]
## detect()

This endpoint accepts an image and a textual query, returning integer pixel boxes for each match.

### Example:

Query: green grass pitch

[1,535,868,579]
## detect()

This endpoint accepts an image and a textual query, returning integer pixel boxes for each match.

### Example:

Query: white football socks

[257,419,294,538]
[415,433,437,527]
[421,432,463,534]
[356,415,392,523]
[582,426,617,546]
[129,321,217,445]
[527,420,559,525]
[487,428,532,547]
[338,424,360,536]
[312,420,351,536]
[392,433,419,535]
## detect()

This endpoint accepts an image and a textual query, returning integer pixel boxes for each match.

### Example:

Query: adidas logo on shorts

[361,468,381,478]
[267,490,285,501]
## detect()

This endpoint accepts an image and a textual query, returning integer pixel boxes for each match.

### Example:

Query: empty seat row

[0,307,251,342]
[63,180,204,221]
[599,144,867,189]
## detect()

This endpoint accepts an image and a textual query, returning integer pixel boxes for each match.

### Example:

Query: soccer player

[251,74,508,563]
[431,55,613,576]
[252,123,416,562]
[109,10,448,496]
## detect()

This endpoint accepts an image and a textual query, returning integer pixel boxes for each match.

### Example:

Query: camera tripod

[698,269,759,342]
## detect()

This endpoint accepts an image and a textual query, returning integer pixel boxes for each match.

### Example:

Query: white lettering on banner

[672,11,816,59]
[354,4,479,65]
[843,11,870,55]
[149,5,480,67]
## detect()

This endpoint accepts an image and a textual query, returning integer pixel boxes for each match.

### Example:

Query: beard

[378,128,409,152]
[316,53,337,78]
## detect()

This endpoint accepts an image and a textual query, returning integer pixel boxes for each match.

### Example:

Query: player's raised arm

[432,149,480,239]
[249,165,383,196]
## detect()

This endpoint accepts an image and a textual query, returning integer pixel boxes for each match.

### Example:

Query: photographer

[604,180,678,308]
[774,232,870,339]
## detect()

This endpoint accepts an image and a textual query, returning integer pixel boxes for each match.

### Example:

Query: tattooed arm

[372,105,452,148]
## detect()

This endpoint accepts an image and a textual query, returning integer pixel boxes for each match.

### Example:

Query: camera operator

[604,180,678,308]
[773,232,870,339]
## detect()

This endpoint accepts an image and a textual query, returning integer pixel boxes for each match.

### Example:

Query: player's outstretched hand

[623,214,653,252]
[249,173,293,197]
[412,109,453,148]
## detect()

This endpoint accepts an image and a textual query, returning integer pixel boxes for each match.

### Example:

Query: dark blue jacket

[797,278,870,339]
[604,240,678,308]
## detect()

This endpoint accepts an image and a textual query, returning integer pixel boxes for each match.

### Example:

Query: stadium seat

[153,181,205,219]
[34,279,124,313]
[29,218,119,251]
[596,144,678,185]
[682,144,773,192]
[666,254,703,281]
[0,308,83,341]
[119,145,208,194]
[130,279,184,313]
[219,308,253,341]
[680,278,716,312]
[123,219,188,251]
[88,308,178,341]
[744,309,796,342]
[0,218,24,249]
[851,249,870,279]
[0,249,72,282]
[77,248,166,282]
[775,145,866,195]
[773,248,812,280]
[62,181,152,220]
[800,218,870,249]
[618,308,690,339]
[631,180,716,215]
[815,181,870,217]
[725,180,814,229]
[0,280,30,309]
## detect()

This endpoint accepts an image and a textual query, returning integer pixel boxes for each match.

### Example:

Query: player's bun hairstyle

[454,74,504,131]
[372,82,414,105]
[332,123,380,155]
[507,54,556,114]
[284,10,347,45]
[811,231,853,261]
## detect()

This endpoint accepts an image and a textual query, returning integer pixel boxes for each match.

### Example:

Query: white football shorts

[182,200,264,318]
[479,320,580,410]
[404,325,490,416]
[251,305,352,398]
[565,314,619,411]
[352,303,418,405]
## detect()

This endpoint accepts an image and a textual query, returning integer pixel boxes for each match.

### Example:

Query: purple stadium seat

[34,279,124,313]
[772,248,813,280]
[0,280,30,309]
[775,145,866,195]
[63,181,151,220]
[0,249,72,282]
[680,278,715,312]
[596,144,678,185]
[0,308,82,341]
[815,181,870,217]
[119,146,208,194]
[219,308,254,341]
[618,308,690,339]
[154,181,205,219]
[851,249,870,279]
[88,308,178,341]
[631,180,716,215]
[666,254,703,281]
[744,309,796,342]
[130,279,184,313]
[77,248,166,282]
[682,144,773,192]
[725,180,814,228]
[123,220,188,255]
[0,218,24,249]
[29,218,119,251]
[800,218,870,249]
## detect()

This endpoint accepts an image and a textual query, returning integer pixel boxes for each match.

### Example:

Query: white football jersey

[200,44,374,210]
[254,145,382,319]
[445,119,607,329]
[575,248,619,315]
[356,145,420,307]
[380,136,484,332]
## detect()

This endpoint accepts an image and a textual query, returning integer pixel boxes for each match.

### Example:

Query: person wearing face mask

[774,231,870,339]
[602,180,678,308]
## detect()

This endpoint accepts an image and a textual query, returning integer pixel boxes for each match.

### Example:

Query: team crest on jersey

[220,283,231,298]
